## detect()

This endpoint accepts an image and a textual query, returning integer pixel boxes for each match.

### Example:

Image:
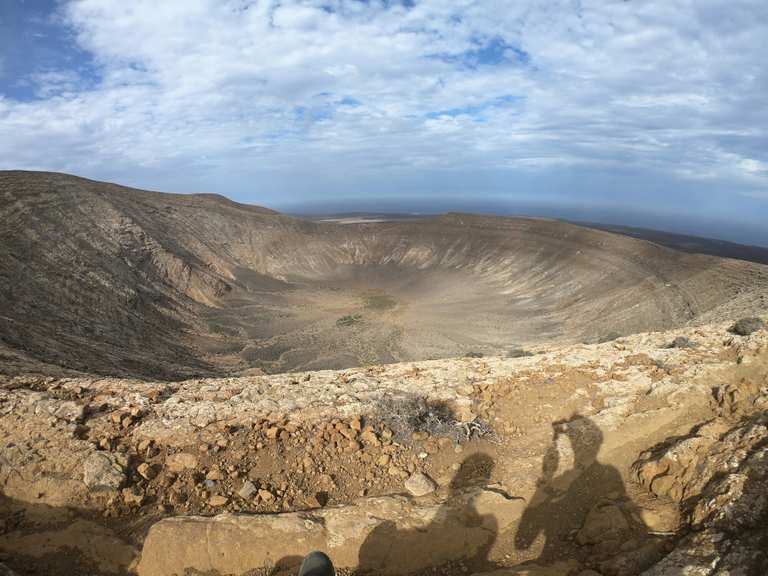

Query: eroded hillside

[2,171,767,379]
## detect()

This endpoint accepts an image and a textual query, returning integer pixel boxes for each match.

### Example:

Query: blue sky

[1,0,768,244]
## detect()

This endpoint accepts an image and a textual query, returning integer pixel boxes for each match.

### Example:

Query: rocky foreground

[0,318,767,576]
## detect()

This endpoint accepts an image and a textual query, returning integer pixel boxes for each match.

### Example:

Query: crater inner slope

[2,170,767,378]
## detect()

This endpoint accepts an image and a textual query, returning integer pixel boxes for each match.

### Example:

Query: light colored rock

[137,490,525,576]
[83,452,125,491]
[238,480,257,499]
[137,462,156,480]
[258,489,275,502]
[165,452,198,473]
[638,506,678,533]
[404,472,437,497]
[209,495,228,507]
[52,401,85,423]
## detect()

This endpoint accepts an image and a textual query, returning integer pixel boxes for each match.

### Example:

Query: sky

[1,0,768,245]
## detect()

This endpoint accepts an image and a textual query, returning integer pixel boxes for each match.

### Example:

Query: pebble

[404,472,437,496]
[206,469,223,481]
[166,452,198,472]
[83,452,126,491]
[238,480,257,499]
[209,495,228,507]
[137,462,156,480]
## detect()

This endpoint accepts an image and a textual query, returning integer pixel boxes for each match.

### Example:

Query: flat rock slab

[138,490,525,576]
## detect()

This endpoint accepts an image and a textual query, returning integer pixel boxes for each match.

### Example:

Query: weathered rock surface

[635,408,768,575]
[0,318,766,575]
[137,490,524,576]
[83,452,125,491]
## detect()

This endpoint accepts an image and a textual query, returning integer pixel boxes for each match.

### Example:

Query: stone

[638,507,678,533]
[165,453,198,473]
[360,429,380,447]
[206,469,223,481]
[209,495,228,507]
[238,481,257,500]
[137,463,156,480]
[83,452,125,491]
[137,439,153,453]
[404,472,437,497]
[266,426,280,439]
[122,486,145,507]
[258,489,275,502]
[52,401,85,423]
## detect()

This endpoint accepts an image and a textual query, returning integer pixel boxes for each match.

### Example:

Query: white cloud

[1,0,767,204]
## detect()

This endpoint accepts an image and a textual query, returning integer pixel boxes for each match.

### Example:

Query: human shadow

[515,414,647,564]
[357,452,499,575]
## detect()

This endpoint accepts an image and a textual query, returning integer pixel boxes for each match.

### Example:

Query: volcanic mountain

[1,170,767,379]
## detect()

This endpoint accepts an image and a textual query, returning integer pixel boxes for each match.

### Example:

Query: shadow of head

[450,452,495,492]
[553,414,604,467]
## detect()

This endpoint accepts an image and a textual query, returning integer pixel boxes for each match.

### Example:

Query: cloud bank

[0,0,767,238]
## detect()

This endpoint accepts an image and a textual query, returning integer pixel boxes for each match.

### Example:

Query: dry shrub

[371,394,493,444]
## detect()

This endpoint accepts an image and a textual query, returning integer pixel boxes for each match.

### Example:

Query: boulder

[83,452,125,491]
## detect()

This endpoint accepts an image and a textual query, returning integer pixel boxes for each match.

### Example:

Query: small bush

[668,336,697,349]
[363,293,397,311]
[597,331,621,344]
[507,348,534,358]
[372,394,493,444]
[336,314,362,327]
[731,317,766,336]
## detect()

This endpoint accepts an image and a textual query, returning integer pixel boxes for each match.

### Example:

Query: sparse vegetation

[464,351,484,358]
[372,395,459,443]
[507,348,534,358]
[362,292,397,311]
[336,314,363,327]
[667,336,697,349]
[731,317,766,336]
[597,331,621,343]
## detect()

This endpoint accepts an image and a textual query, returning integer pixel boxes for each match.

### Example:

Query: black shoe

[298,551,335,576]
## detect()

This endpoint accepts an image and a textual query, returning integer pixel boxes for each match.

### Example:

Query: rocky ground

[1,317,766,575]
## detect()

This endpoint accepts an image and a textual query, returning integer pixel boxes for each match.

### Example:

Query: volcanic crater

[2,170,767,379]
